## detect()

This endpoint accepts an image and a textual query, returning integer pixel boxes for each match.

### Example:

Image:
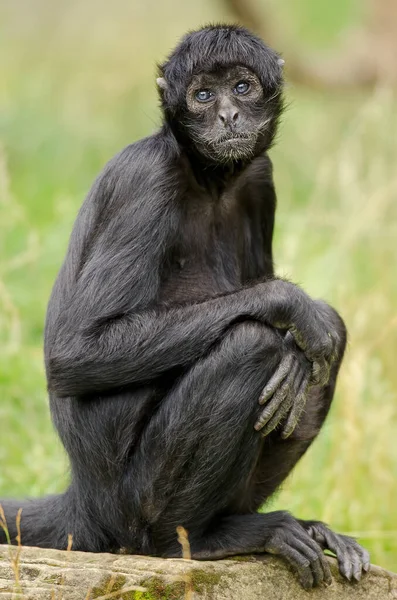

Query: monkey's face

[184,66,281,163]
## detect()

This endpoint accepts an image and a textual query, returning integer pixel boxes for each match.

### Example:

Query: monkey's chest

[161,254,238,303]
[159,217,268,304]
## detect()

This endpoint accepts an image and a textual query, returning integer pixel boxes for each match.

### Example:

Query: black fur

[0,25,369,588]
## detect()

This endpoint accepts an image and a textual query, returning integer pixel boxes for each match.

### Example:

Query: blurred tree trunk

[364,0,397,84]
[223,0,397,88]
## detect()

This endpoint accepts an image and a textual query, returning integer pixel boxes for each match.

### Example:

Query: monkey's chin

[209,138,257,164]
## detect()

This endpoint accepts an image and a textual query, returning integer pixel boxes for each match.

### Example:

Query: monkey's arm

[46,144,339,397]
[48,278,339,398]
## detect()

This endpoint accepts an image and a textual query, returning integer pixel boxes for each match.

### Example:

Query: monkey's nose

[218,109,239,126]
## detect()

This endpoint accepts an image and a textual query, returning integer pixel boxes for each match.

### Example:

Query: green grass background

[0,0,396,570]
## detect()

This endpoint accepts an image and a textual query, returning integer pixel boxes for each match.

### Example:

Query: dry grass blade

[53,534,74,600]
[84,572,121,600]
[177,526,194,600]
[89,586,147,600]
[12,508,23,590]
[0,508,24,598]
[85,587,92,600]
[177,525,192,561]
[105,574,118,595]
[0,505,11,546]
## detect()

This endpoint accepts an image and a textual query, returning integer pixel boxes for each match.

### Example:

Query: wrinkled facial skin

[185,66,277,164]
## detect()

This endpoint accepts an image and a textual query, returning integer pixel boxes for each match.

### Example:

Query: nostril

[218,110,239,125]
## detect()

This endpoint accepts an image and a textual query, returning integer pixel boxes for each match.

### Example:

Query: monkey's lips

[212,133,257,159]
[216,133,256,144]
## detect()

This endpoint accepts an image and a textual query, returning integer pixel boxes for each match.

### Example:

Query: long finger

[325,531,370,580]
[335,535,371,573]
[349,539,370,572]
[288,324,308,355]
[322,529,353,581]
[270,541,314,590]
[281,371,311,439]
[347,545,364,582]
[258,353,294,405]
[254,363,298,431]
[290,537,332,587]
[311,358,330,387]
[258,390,294,437]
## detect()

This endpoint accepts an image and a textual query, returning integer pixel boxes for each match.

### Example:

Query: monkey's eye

[234,81,250,95]
[195,89,214,103]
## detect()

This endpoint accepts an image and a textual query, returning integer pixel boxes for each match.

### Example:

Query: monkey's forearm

[47,280,338,396]
[46,280,300,395]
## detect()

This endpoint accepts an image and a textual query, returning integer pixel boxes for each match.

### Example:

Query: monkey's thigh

[133,321,284,553]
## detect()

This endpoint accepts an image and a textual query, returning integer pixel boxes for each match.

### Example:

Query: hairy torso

[159,153,276,305]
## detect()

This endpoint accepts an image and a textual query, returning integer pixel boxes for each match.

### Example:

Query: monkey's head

[157,25,284,164]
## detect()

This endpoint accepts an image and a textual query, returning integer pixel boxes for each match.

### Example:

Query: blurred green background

[0,0,396,570]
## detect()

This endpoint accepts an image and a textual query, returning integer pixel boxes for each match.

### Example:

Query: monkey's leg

[196,322,367,584]
[128,320,283,544]
[0,487,112,551]
[120,323,320,587]
[240,334,348,514]
[189,512,368,588]
[226,319,368,582]
[128,319,368,588]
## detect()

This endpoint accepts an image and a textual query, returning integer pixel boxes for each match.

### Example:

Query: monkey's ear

[156,77,168,90]
[277,58,285,67]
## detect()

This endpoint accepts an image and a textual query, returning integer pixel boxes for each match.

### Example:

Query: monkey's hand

[287,299,345,389]
[254,332,312,439]
[268,281,344,390]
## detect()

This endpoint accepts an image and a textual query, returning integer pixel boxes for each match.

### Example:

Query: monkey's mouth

[205,133,257,162]
[217,133,256,144]
[213,133,257,159]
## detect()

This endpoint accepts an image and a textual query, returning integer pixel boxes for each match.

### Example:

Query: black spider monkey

[0,25,370,589]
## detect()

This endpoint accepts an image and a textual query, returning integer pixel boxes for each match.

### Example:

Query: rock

[0,544,396,599]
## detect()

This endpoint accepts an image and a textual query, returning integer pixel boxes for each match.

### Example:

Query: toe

[343,536,371,577]
[290,537,330,587]
[322,530,354,581]
[266,539,314,589]
[349,547,363,581]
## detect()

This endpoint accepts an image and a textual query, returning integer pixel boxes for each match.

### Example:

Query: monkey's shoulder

[101,131,179,189]
[82,131,181,226]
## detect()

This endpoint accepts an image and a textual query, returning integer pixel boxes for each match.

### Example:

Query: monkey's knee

[223,320,284,367]
[336,320,347,364]
[315,300,347,364]
[286,385,329,442]
[330,307,347,362]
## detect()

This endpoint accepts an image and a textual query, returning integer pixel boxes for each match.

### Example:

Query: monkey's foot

[263,515,370,589]
[263,515,333,589]
[300,519,370,582]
